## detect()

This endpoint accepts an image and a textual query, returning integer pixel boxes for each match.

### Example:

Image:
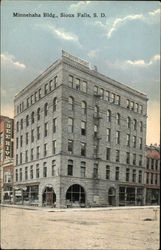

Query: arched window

[81,101,87,115]
[68,96,74,111]
[53,97,57,112]
[107,110,111,122]
[127,117,131,129]
[31,111,34,124]
[116,113,120,125]
[37,107,40,121]
[26,115,29,127]
[44,103,48,116]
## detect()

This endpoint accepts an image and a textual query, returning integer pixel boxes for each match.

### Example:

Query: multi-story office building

[14,51,147,208]
[145,145,160,205]
[0,115,14,202]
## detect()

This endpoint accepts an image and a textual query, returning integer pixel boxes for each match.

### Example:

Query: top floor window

[100,88,104,99]
[38,88,41,99]
[44,103,48,116]
[54,76,58,88]
[82,81,87,93]
[105,91,109,101]
[130,101,134,111]
[111,93,115,103]
[49,80,52,91]
[127,99,130,109]
[69,75,73,88]
[139,105,143,114]
[68,97,74,111]
[27,97,30,108]
[94,86,98,94]
[76,78,80,91]
[135,103,139,112]
[115,95,120,105]
[30,95,34,105]
[44,83,48,95]
[35,91,38,102]
[53,97,57,112]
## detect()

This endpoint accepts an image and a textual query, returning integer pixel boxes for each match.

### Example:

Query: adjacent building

[0,115,14,203]
[14,51,148,208]
[145,145,160,205]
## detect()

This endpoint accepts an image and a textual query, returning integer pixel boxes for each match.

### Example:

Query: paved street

[1,206,160,249]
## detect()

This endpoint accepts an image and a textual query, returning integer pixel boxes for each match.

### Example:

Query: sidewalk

[0,203,159,212]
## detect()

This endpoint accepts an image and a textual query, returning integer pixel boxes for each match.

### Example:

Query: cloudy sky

[1,1,160,145]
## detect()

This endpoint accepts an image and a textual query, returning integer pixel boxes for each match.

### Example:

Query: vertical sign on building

[5,120,12,160]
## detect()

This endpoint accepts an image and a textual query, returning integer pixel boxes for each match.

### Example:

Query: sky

[1,1,160,146]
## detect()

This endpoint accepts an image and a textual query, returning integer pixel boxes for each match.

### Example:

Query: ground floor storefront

[13,179,146,208]
[146,188,160,205]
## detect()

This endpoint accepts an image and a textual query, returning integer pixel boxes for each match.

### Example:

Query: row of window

[15,159,143,184]
[146,158,159,171]
[146,172,160,185]
[106,148,143,166]
[17,76,58,115]
[126,99,143,114]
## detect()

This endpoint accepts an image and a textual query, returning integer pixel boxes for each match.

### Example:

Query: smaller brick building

[0,115,14,203]
[145,145,160,205]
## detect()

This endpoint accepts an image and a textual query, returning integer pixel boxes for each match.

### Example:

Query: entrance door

[46,192,53,206]
[108,187,116,206]
[42,186,56,207]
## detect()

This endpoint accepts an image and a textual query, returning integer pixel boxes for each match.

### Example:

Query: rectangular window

[82,81,87,93]
[94,86,98,94]
[126,152,130,164]
[107,128,111,142]
[111,93,115,103]
[16,154,18,165]
[155,160,158,170]
[68,160,73,176]
[53,118,57,133]
[36,164,39,178]
[20,135,23,147]
[25,150,28,163]
[16,137,18,149]
[37,146,40,159]
[132,169,136,182]
[146,157,149,169]
[44,83,48,95]
[135,103,139,112]
[100,88,104,99]
[116,150,120,162]
[54,76,58,88]
[68,117,73,133]
[151,159,154,169]
[25,167,28,180]
[27,98,30,108]
[127,99,130,109]
[35,91,38,102]
[44,143,47,157]
[105,91,109,101]
[115,95,120,105]
[133,154,136,165]
[139,138,142,150]
[31,148,34,161]
[115,167,119,181]
[106,165,110,180]
[139,171,142,184]
[43,162,47,177]
[69,75,73,88]
[20,153,22,164]
[68,140,73,154]
[151,173,153,184]
[52,160,56,176]
[30,95,33,105]
[53,140,56,155]
[130,101,134,111]
[30,165,33,179]
[44,122,48,137]
[93,163,98,178]
[20,168,22,181]
[81,142,86,156]
[16,121,19,132]
[126,134,130,146]
[26,132,28,145]
[80,161,86,177]
[133,136,136,148]
[106,147,110,161]
[20,119,23,130]
[16,169,18,182]
[126,168,130,182]
[116,131,120,144]
[139,155,142,166]
[81,121,86,136]
[49,80,52,91]
[76,78,80,90]
[31,129,34,143]
[37,126,40,140]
